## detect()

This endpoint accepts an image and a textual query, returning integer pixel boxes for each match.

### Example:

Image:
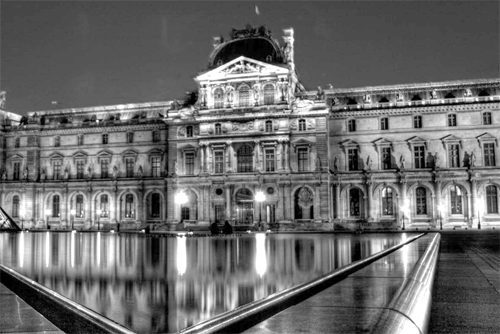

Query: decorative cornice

[5,123,166,135]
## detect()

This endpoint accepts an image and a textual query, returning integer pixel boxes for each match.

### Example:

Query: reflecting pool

[0,232,409,333]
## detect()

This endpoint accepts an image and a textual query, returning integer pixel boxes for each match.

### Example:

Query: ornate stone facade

[1,25,499,230]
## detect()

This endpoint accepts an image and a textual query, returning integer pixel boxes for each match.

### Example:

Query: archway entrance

[235,188,254,225]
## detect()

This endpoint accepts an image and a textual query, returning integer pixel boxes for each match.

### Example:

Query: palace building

[1,26,499,231]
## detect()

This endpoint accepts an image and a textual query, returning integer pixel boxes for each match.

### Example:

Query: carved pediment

[406,136,428,150]
[121,150,138,162]
[373,138,393,151]
[180,144,198,156]
[339,139,360,153]
[476,132,498,147]
[147,148,164,162]
[440,134,463,149]
[96,150,113,163]
[49,152,65,161]
[7,154,23,161]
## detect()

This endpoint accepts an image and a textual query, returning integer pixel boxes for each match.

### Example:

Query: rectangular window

[483,112,492,125]
[484,143,496,167]
[348,119,356,132]
[125,159,134,177]
[76,196,84,218]
[53,161,61,180]
[15,138,20,148]
[382,147,391,170]
[127,132,134,143]
[78,135,83,146]
[186,126,193,137]
[102,134,108,144]
[55,137,60,147]
[152,131,160,143]
[448,114,457,126]
[214,151,224,174]
[52,196,60,217]
[380,118,389,130]
[76,161,85,179]
[449,144,460,168]
[414,116,422,129]
[297,147,309,171]
[414,146,425,169]
[265,149,275,172]
[13,162,20,180]
[486,186,498,214]
[185,152,195,175]
[151,157,160,177]
[101,160,109,178]
[348,148,358,171]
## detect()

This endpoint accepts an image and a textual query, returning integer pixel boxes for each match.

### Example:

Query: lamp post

[400,203,408,231]
[437,204,444,230]
[175,190,188,222]
[477,210,481,230]
[45,209,51,229]
[255,190,266,230]
[70,209,76,230]
[96,209,102,230]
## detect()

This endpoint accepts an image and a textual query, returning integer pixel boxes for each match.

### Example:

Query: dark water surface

[0,232,409,333]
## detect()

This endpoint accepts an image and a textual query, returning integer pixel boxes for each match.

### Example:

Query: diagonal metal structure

[0,206,21,231]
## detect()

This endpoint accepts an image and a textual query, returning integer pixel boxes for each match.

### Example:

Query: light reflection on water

[0,232,408,333]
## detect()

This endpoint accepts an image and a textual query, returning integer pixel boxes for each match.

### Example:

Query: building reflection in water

[0,232,414,333]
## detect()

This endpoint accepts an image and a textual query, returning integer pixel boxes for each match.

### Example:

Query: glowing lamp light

[70,209,76,215]
[175,191,189,205]
[437,205,444,213]
[255,190,266,202]
[45,209,51,216]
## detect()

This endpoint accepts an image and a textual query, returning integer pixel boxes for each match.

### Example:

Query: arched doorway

[235,188,254,225]
[295,187,314,220]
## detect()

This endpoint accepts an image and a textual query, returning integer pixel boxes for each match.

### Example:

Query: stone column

[199,145,205,173]
[366,182,373,220]
[284,141,290,171]
[335,183,341,219]
[254,140,260,172]
[399,180,407,228]
[435,180,442,227]
[225,184,232,220]
[285,183,292,220]
[314,182,321,220]
[471,179,478,227]
[138,183,144,224]
[226,142,232,173]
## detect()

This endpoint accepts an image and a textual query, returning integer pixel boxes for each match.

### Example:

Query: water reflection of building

[0,25,498,231]
[0,233,409,332]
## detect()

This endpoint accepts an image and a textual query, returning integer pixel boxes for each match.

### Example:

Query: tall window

[152,131,160,143]
[15,137,20,148]
[127,132,134,143]
[78,135,84,146]
[214,151,224,174]
[382,147,391,170]
[101,160,109,178]
[125,159,134,177]
[380,118,389,130]
[151,193,160,218]
[100,194,109,217]
[76,195,84,218]
[450,185,463,214]
[414,145,425,169]
[381,187,393,215]
[348,119,356,132]
[263,84,274,105]
[102,134,108,144]
[186,126,193,137]
[214,87,224,108]
[215,123,222,135]
[151,157,160,177]
[415,187,427,215]
[348,148,358,171]
[76,161,85,179]
[449,144,460,168]
[185,152,195,175]
[237,145,253,172]
[181,207,190,221]
[297,147,309,172]
[265,149,275,172]
[299,119,306,131]
[414,116,422,128]
[53,161,62,180]
[486,185,498,214]
[265,120,273,132]
[483,112,492,125]
[238,85,250,107]
[52,195,60,217]
[12,196,19,218]
[125,194,134,218]
[448,114,457,127]
[349,188,360,216]
[55,136,60,147]
[484,143,496,167]
[13,162,20,180]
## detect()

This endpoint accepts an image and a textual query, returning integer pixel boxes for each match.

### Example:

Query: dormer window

[348,119,356,132]
[214,87,224,109]
[238,85,250,107]
[266,55,272,62]
[265,120,273,132]
[414,116,422,129]
[186,126,193,137]
[215,123,222,135]
[298,119,306,131]
[448,114,457,127]
[217,59,223,66]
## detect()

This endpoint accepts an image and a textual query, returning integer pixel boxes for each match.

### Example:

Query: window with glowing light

[125,194,134,218]
[265,149,275,172]
[214,151,224,174]
[486,185,498,214]
[125,158,134,177]
[238,85,250,107]
[100,194,109,217]
[214,87,224,109]
[237,145,253,172]
[349,188,361,216]
[484,143,496,167]
[416,187,427,215]
[12,195,19,218]
[450,185,463,214]
[76,195,84,218]
[52,195,60,217]
[53,161,62,180]
[381,187,394,215]
[151,156,161,177]
[263,84,274,105]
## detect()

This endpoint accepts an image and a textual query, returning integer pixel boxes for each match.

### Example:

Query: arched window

[215,123,222,135]
[214,88,224,109]
[415,187,427,215]
[381,187,394,215]
[125,194,134,218]
[76,195,84,218]
[100,194,109,217]
[450,185,463,214]
[349,188,361,216]
[12,196,19,218]
[151,193,160,218]
[237,145,253,172]
[52,195,60,217]
[238,85,250,107]
[486,185,498,214]
[298,119,306,131]
[263,84,275,105]
[265,120,273,132]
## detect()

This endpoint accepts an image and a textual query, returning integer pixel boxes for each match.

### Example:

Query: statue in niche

[137,165,143,178]
[87,166,93,179]
[298,187,313,208]
[366,156,372,170]
[315,157,322,171]
[363,94,372,104]
[1,170,7,181]
[277,78,288,102]
[316,86,324,100]
[40,169,46,182]
[464,89,473,97]
[226,88,234,105]
[334,157,339,171]
[23,167,28,181]
[199,85,207,107]
[434,152,440,169]
[174,160,178,175]
[112,165,118,179]
[430,90,438,99]
[283,42,292,63]
[400,155,406,169]
[470,152,476,167]
[63,167,69,180]
[396,92,404,102]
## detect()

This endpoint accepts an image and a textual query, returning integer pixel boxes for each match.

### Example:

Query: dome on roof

[208,25,285,69]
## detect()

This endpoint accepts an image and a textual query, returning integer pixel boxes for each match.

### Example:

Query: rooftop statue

[230,24,271,40]
[0,91,6,109]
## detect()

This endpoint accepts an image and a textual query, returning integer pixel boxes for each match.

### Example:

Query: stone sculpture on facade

[112,165,118,179]
[434,152,440,169]
[400,155,406,169]
[366,156,372,170]
[0,91,6,109]
[87,166,93,179]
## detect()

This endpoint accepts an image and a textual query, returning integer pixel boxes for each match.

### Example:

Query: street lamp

[70,209,76,230]
[255,190,266,230]
[96,209,102,230]
[19,208,25,230]
[45,209,51,229]
[477,209,481,230]
[437,204,444,230]
[175,190,189,222]
[400,203,409,231]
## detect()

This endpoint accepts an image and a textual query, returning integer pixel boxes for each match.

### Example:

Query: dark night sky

[1,0,499,115]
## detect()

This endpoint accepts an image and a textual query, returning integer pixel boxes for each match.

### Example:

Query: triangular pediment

[476,132,497,141]
[48,152,65,160]
[373,138,392,146]
[406,136,427,143]
[7,154,23,161]
[292,138,315,148]
[72,150,89,159]
[196,56,289,81]
[180,144,198,152]
[440,134,462,142]
[339,139,359,147]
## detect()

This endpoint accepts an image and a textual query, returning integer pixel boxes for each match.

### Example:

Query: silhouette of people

[223,220,233,234]
[209,221,219,235]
